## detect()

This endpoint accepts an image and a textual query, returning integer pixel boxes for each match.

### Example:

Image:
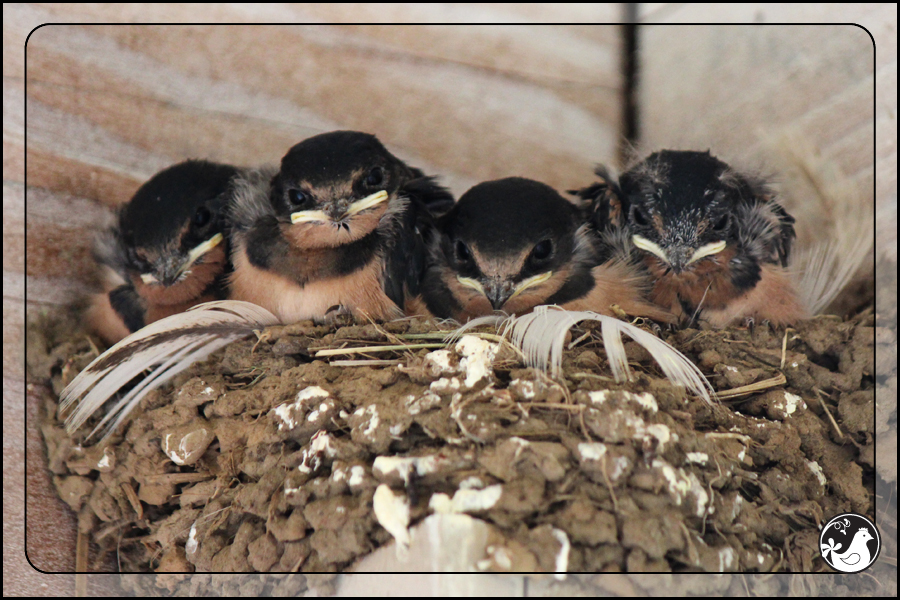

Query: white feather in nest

[770,131,875,316]
[455,306,714,404]
[793,228,874,317]
[60,300,280,440]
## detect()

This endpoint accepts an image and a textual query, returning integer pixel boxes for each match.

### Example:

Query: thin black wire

[620,5,640,166]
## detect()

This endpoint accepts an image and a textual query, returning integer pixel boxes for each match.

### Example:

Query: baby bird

[228,131,453,323]
[576,150,804,327]
[87,159,239,344]
[416,177,672,322]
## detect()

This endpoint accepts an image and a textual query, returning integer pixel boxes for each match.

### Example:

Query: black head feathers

[267,131,443,221]
[422,177,603,317]
[119,159,238,255]
[448,177,581,254]
[618,151,795,268]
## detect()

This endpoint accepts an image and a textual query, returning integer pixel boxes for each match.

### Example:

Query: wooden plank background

[636,15,896,577]
[5,4,894,595]
[8,6,626,594]
[638,7,894,254]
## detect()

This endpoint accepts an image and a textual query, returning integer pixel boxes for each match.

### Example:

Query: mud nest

[29,306,884,590]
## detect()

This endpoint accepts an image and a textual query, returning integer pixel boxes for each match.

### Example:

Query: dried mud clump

[31,307,880,586]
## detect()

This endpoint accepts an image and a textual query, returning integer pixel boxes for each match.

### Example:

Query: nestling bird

[576,150,807,327]
[228,131,453,323]
[87,159,239,344]
[415,177,672,322]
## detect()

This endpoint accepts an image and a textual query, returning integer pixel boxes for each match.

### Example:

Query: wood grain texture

[637,10,894,592]
[10,3,890,589]
[8,4,626,591]
[636,7,894,256]
[639,23,875,171]
[18,14,626,297]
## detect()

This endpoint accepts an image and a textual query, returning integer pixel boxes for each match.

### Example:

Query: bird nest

[29,304,884,594]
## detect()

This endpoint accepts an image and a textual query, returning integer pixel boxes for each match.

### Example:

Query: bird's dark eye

[632,206,649,227]
[530,240,553,262]
[713,214,730,232]
[288,189,309,207]
[455,240,472,263]
[365,167,384,188]
[192,206,212,229]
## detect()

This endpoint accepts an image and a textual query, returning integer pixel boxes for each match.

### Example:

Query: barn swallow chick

[228,131,453,323]
[581,150,805,327]
[87,160,239,344]
[416,177,672,322]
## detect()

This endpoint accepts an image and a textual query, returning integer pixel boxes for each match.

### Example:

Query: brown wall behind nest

[7,4,894,594]
[17,14,624,311]
[11,9,626,592]
[637,9,892,256]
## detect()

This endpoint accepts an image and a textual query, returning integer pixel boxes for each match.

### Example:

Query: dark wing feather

[382,177,455,307]
[569,164,627,232]
[569,165,632,264]
[402,176,456,219]
[108,284,147,333]
[768,200,797,267]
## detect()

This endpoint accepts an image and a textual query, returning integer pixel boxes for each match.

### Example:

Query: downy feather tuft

[771,132,874,315]
[793,227,873,316]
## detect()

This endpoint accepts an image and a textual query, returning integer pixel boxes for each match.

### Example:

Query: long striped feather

[60,300,280,439]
